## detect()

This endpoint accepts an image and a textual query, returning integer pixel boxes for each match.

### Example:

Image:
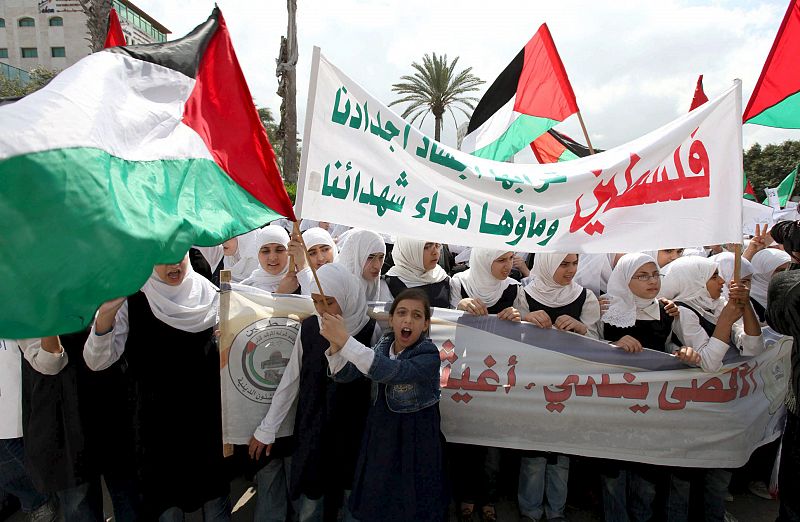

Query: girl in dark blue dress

[320,288,446,522]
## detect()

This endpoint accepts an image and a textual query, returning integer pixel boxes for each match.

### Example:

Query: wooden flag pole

[292,221,328,313]
[576,111,596,155]
[219,269,234,458]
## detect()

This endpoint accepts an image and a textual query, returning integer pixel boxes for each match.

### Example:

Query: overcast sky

[137,0,797,151]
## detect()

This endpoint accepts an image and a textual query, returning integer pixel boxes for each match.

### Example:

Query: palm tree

[390,53,484,142]
[79,0,112,53]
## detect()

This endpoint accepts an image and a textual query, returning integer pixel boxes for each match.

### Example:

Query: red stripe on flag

[513,24,579,121]
[530,132,566,164]
[104,8,126,49]
[743,0,800,121]
[182,12,295,220]
[689,74,709,111]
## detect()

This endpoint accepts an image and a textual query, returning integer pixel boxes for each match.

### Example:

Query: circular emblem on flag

[228,317,299,403]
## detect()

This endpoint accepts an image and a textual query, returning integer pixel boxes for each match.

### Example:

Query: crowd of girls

[1,218,796,522]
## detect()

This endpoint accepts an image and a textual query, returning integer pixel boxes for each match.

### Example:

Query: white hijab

[223,229,261,283]
[659,256,722,321]
[334,229,386,301]
[574,253,617,296]
[453,248,516,307]
[524,253,584,308]
[141,255,219,333]
[385,237,448,287]
[241,225,290,292]
[302,227,338,261]
[603,253,660,328]
[710,252,754,300]
[750,248,791,307]
[311,263,370,336]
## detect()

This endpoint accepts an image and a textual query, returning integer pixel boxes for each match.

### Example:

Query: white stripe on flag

[460,96,520,153]
[0,52,213,162]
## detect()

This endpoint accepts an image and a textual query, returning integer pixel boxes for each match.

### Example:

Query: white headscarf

[453,248,516,307]
[603,253,660,328]
[311,263,370,336]
[750,248,791,307]
[659,256,722,320]
[524,253,584,308]
[574,253,617,296]
[302,227,338,261]
[385,237,448,287]
[240,225,290,292]
[141,254,219,333]
[223,229,261,283]
[334,229,386,301]
[710,252,754,300]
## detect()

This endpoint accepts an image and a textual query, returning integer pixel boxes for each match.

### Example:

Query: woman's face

[154,257,189,286]
[628,262,660,299]
[658,249,683,267]
[311,293,342,316]
[307,244,334,269]
[222,237,239,256]
[362,253,385,281]
[553,254,579,285]
[423,242,441,271]
[258,243,289,275]
[490,252,515,280]
[706,270,725,300]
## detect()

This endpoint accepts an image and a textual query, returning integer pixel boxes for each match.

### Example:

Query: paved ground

[2,477,779,521]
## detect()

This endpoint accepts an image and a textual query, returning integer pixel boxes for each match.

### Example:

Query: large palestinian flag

[0,8,294,337]
[743,0,800,127]
[461,24,579,161]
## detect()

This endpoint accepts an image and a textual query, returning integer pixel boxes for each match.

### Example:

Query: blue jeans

[254,457,290,522]
[158,495,231,522]
[601,467,657,522]
[294,494,324,522]
[666,468,730,522]
[59,475,140,522]
[518,454,569,520]
[0,438,50,513]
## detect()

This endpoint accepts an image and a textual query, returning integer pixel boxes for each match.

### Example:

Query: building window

[0,49,8,59]
[0,18,5,28]
[49,17,63,27]
[18,17,35,27]
[51,47,65,58]
[21,47,38,58]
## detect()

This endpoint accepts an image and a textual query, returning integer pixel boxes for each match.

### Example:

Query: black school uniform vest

[460,282,519,313]
[603,301,675,352]
[384,275,451,308]
[525,288,587,323]
[673,301,717,347]
[292,316,376,499]
[125,291,227,517]
[21,329,134,493]
[751,297,766,323]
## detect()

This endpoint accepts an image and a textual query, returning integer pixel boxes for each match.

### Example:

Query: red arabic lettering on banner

[570,131,710,236]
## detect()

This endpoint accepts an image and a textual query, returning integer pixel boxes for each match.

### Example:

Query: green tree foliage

[0,67,58,98]
[390,53,484,142]
[743,140,800,201]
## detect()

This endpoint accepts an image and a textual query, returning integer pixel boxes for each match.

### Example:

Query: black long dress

[348,382,446,522]
[290,316,376,500]
[124,291,228,518]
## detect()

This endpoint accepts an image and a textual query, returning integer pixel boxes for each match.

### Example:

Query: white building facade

[0,0,169,74]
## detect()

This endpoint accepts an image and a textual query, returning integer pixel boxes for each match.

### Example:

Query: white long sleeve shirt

[672,305,764,373]
[83,302,130,371]
[252,321,381,445]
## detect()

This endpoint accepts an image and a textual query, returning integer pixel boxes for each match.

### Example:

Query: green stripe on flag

[472,114,559,161]
[745,91,800,129]
[0,148,283,338]
[557,148,580,162]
